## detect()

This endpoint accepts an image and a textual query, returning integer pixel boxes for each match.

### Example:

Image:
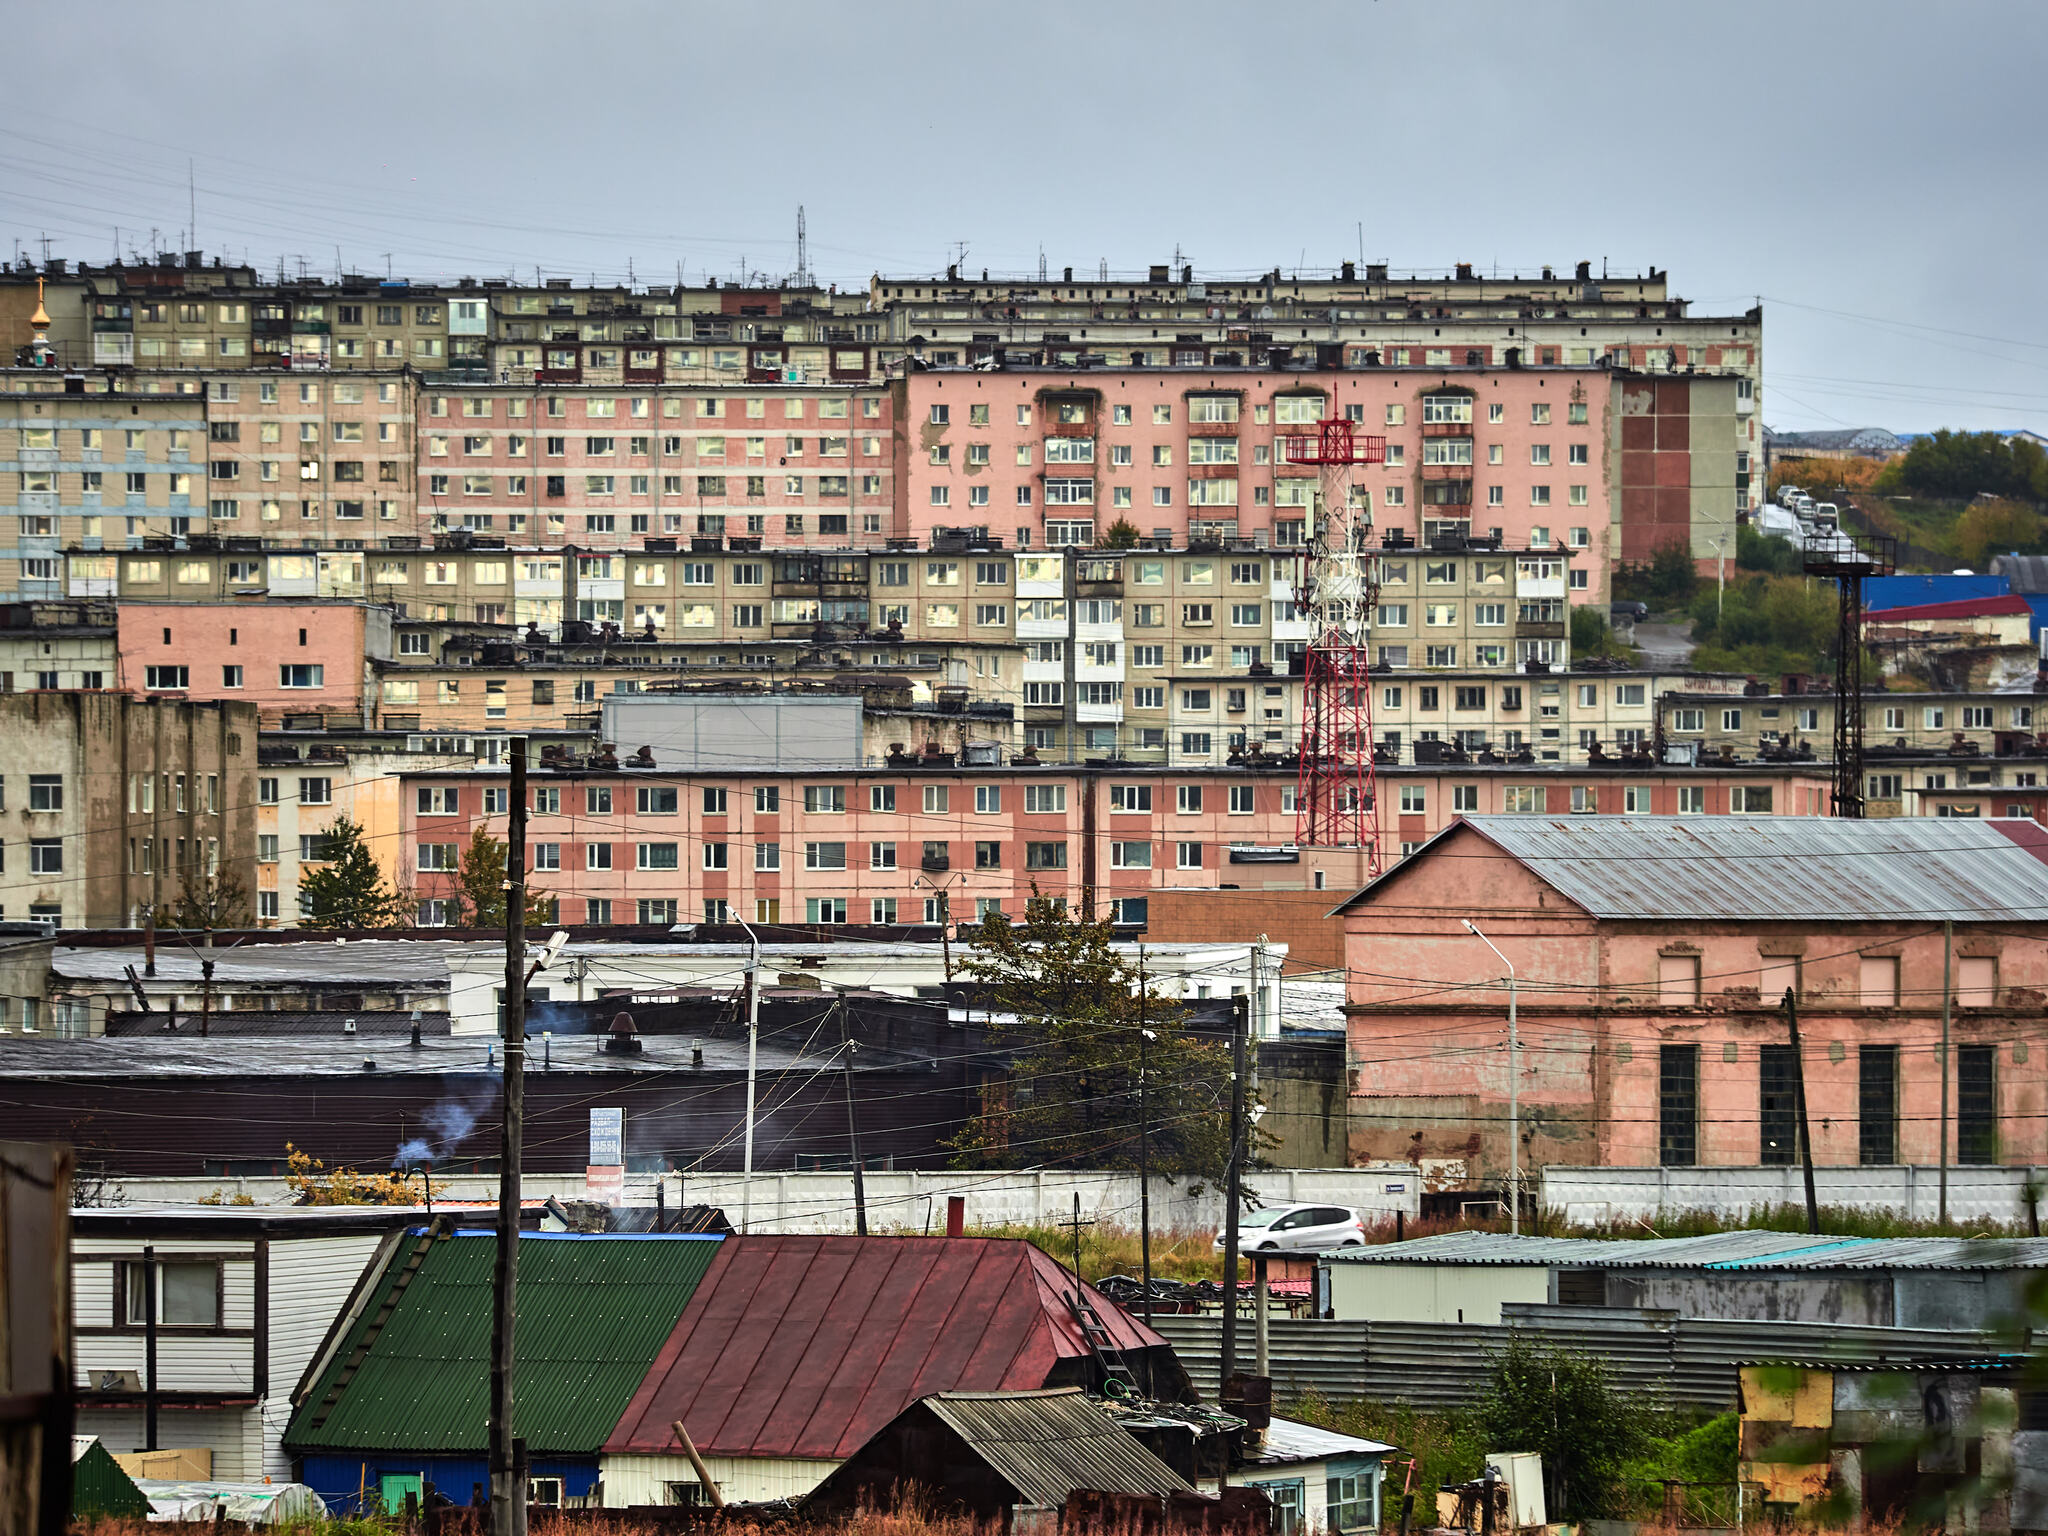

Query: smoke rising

[390,1077,498,1169]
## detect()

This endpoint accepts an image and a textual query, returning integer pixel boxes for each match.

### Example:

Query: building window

[118,1260,220,1329]
[1658,1045,1698,1167]
[1957,1045,1997,1165]
[1859,1045,1898,1164]
[1759,1044,1798,1166]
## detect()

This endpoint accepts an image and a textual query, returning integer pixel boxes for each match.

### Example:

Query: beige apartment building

[72,538,1615,765]
[0,691,258,930]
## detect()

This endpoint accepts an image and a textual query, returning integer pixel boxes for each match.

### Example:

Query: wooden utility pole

[841,1000,867,1235]
[488,738,529,1536]
[1940,920,1952,1225]
[1219,993,1249,1385]
[1782,988,1820,1236]
[1137,951,1152,1326]
[1061,1191,1096,1283]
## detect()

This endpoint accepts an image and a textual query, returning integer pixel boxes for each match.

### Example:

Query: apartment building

[0,383,205,600]
[397,759,1832,931]
[1658,685,2048,818]
[0,599,115,689]
[0,691,258,929]
[255,738,473,926]
[0,370,423,599]
[413,380,899,552]
[113,600,390,725]
[897,367,1620,593]
[201,371,417,544]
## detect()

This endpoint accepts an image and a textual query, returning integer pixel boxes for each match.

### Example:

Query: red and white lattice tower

[1280,418,1386,864]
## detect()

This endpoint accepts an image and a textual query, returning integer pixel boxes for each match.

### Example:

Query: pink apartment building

[115,599,388,725]
[895,366,1624,604]
[397,762,1833,930]
[1336,816,2048,1187]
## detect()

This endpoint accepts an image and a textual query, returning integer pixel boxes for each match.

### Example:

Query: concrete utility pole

[489,737,529,1536]
[1464,921,1519,1235]
[1219,993,1249,1386]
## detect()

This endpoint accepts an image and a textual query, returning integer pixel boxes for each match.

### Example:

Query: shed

[72,1435,150,1520]
[285,1230,722,1511]
[600,1234,1188,1507]
[1208,1418,1394,1535]
[804,1389,1191,1520]
[1324,1231,2048,1329]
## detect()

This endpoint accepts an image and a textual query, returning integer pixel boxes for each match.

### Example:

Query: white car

[1213,1203,1367,1254]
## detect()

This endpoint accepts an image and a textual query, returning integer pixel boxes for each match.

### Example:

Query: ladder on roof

[308,1228,438,1431]
[1064,1287,1141,1400]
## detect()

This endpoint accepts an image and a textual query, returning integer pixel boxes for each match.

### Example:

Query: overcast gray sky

[6,0,2044,433]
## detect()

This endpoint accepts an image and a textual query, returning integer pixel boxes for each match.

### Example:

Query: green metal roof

[286,1231,722,1456]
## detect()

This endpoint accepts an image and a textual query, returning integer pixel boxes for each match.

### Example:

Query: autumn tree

[948,895,1237,1178]
[284,1144,446,1206]
[452,824,555,928]
[1956,497,2044,567]
[297,816,410,929]
[167,867,252,931]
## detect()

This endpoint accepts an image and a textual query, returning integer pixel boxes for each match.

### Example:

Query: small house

[71,1204,422,1481]
[600,1234,1187,1506]
[804,1389,1192,1522]
[1206,1418,1394,1535]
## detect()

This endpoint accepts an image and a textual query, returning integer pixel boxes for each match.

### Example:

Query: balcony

[921,852,950,872]
[1515,621,1566,639]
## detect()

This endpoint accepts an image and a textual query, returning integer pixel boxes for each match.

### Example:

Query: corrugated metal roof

[284,1232,722,1455]
[1325,1230,2048,1271]
[1334,816,2048,922]
[921,1390,1192,1505]
[1248,1416,1395,1465]
[603,1235,1169,1461]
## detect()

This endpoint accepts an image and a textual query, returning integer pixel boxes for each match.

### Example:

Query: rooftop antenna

[38,233,51,263]
[188,158,196,252]
[1036,246,1045,282]
[1099,258,1107,280]
[795,206,810,288]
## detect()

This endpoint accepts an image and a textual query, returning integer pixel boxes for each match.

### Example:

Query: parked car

[1779,485,1806,509]
[1610,600,1649,623]
[1211,1203,1367,1253]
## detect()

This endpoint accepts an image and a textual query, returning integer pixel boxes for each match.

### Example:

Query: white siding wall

[75,1405,264,1482]
[263,1234,392,1478]
[1326,1261,1550,1325]
[600,1453,838,1507]
[73,1240,258,1393]
[72,1230,397,1481]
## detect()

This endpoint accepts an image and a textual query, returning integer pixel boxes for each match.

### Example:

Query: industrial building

[1335,814,2048,1189]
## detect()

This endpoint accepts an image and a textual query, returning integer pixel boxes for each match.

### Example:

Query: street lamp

[1462,920,1519,1236]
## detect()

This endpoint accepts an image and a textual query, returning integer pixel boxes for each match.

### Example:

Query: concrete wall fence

[1543,1164,2048,1226]
[98,1166,1423,1230]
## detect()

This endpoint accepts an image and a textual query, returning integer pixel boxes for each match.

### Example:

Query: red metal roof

[602,1235,1167,1461]
[1990,817,2048,864]
[1858,595,2031,623]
